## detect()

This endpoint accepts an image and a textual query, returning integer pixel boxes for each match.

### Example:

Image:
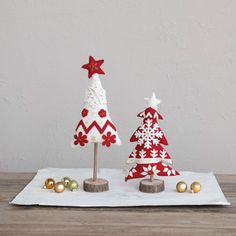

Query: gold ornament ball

[62,177,71,188]
[190,181,201,193]
[54,181,65,193]
[176,181,187,193]
[44,178,55,189]
[69,180,78,192]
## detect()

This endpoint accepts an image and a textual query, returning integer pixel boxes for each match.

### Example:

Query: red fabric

[157,112,163,120]
[130,126,168,145]
[98,109,107,118]
[128,144,171,161]
[76,119,117,134]
[137,107,163,120]
[126,106,179,181]
[82,56,105,78]
[130,109,168,146]
[74,132,88,146]
[81,108,88,117]
[102,131,116,147]
[125,163,180,181]
[160,134,168,145]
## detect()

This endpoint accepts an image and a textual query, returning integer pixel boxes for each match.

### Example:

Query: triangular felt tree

[72,56,121,192]
[125,93,179,193]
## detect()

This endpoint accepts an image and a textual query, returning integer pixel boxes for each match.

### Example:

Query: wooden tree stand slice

[139,179,165,193]
[83,178,109,192]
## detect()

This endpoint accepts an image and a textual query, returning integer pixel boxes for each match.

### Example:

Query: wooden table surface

[0,173,235,236]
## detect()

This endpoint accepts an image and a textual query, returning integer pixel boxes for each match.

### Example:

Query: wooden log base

[139,179,165,193]
[83,178,109,192]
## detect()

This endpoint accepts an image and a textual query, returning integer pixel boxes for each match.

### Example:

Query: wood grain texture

[139,178,164,193]
[83,178,109,192]
[0,173,235,236]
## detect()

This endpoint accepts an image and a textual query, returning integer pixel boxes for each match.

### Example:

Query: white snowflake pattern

[141,165,160,176]
[150,149,158,158]
[162,166,176,176]
[160,150,167,159]
[145,112,152,118]
[163,167,171,176]
[131,150,137,158]
[128,168,137,177]
[127,150,137,164]
[85,82,107,108]
[134,119,163,149]
[139,149,146,158]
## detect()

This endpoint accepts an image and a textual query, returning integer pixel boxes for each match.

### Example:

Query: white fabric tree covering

[72,73,121,147]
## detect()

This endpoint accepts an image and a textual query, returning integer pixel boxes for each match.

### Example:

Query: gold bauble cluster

[44,177,78,193]
[176,181,201,193]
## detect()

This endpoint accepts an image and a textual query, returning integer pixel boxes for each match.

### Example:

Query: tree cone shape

[83,178,109,192]
[139,179,165,193]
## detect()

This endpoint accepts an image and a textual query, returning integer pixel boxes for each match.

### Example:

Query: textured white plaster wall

[0,0,236,173]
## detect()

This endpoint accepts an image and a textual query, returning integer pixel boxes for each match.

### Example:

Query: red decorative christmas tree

[72,56,121,192]
[125,93,179,184]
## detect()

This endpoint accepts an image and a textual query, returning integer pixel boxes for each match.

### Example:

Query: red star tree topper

[72,56,121,192]
[81,56,105,78]
[125,93,179,181]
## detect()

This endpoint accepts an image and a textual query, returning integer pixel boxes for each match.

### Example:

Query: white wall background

[0,0,236,173]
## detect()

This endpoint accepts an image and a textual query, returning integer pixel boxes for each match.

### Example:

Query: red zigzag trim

[76,120,117,134]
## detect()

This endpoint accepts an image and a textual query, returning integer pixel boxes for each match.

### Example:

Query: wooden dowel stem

[150,175,154,182]
[93,143,98,182]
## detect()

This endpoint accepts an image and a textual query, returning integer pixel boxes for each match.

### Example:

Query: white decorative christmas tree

[73,56,121,192]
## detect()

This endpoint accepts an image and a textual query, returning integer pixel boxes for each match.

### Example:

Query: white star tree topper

[144,92,161,110]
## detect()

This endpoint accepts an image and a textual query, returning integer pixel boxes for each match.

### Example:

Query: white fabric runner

[10,168,230,207]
